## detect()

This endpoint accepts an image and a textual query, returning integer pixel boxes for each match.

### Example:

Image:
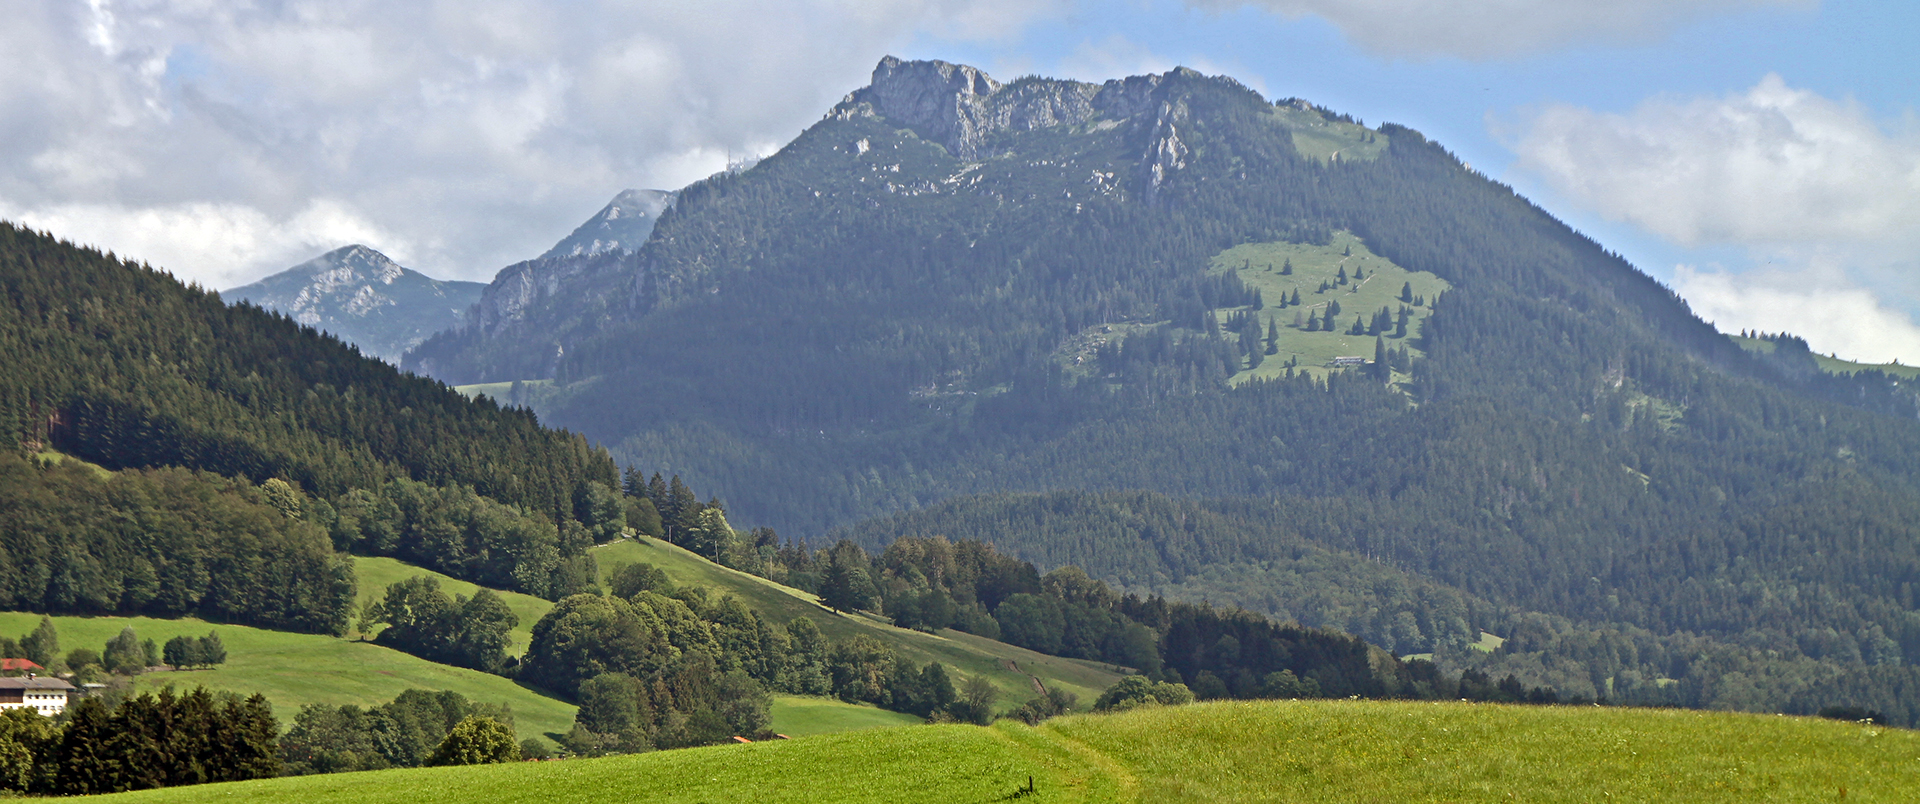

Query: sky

[3,0,1916,361]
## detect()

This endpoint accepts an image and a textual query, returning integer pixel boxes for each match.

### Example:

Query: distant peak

[536,188,675,261]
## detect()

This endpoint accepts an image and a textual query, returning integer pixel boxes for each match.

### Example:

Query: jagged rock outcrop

[840,56,1104,160]
[839,58,1203,201]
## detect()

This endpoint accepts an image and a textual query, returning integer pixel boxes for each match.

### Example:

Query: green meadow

[1732,334,1920,379]
[0,611,579,743]
[592,538,1128,707]
[88,698,1920,803]
[768,694,924,737]
[1208,231,1450,385]
[1268,105,1386,164]
[0,539,1126,751]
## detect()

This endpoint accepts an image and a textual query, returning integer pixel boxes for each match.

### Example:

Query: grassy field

[768,695,924,737]
[1208,231,1450,386]
[0,611,578,744]
[592,538,1128,708]
[1732,334,1920,379]
[350,556,553,654]
[90,698,1920,803]
[1269,105,1385,164]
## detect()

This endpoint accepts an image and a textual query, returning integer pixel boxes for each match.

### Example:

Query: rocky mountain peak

[539,188,675,261]
[223,244,482,362]
[841,57,1219,164]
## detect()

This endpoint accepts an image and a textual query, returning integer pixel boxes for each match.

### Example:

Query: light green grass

[769,695,924,738]
[29,449,114,478]
[1209,231,1450,386]
[1732,335,1920,379]
[91,699,1920,803]
[1270,105,1386,164]
[592,538,1127,709]
[1468,630,1505,652]
[449,378,553,400]
[350,557,553,655]
[0,612,576,744]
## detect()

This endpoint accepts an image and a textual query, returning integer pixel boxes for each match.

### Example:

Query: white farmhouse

[0,675,74,716]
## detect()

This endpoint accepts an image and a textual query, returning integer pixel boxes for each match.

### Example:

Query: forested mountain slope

[0,222,626,618]
[402,58,1920,717]
[0,222,614,517]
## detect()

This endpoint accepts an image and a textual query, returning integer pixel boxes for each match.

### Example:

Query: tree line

[0,686,277,796]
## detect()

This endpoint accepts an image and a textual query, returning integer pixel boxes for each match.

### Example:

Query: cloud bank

[1511,74,1920,248]
[1189,0,1808,60]
[1507,73,1920,362]
[0,0,1059,288]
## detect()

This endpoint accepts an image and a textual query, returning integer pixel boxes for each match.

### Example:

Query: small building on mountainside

[0,675,75,716]
[1328,356,1369,367]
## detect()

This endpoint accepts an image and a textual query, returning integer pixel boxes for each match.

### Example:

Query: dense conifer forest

[0,222,618,519]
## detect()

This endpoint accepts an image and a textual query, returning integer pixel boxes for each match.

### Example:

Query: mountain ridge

[222,244,483,362]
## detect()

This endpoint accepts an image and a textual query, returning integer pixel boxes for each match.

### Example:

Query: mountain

[405,190,670,381]
[400,57,1920,718]
[539,189,675,261]
[221,245,484,362]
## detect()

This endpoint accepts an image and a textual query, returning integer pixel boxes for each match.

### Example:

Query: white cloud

[0,0,1064,288]
[1507,75,1920,362]
[1675,263,1920,366]
[1189,0,1808,60]
[4,198,402,291]
[1509,74,1920,248]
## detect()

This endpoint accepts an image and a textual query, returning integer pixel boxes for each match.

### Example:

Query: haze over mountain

[402,56,1920,720]
[222,245,484,362]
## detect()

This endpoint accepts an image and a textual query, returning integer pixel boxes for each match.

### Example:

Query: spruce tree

[20,618,56,667]
[163,636,202,669]
[198,633,226,666]
[54,698,112,795]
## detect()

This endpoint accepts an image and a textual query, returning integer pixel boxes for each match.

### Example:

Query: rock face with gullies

[838,58,1202,200]
[222,245,483,362]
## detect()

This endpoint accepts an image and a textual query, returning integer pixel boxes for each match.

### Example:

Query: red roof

[0,659,42,671]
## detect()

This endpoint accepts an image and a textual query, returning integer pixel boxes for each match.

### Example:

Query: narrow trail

[1002,659,1047,695]
[985,722,1138,803]
[1037,725,1139,803]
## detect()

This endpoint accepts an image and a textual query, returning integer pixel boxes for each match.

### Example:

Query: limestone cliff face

[839,57,1202,200]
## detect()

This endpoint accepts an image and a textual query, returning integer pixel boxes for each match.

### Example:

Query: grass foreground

[86,698,1920,803]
